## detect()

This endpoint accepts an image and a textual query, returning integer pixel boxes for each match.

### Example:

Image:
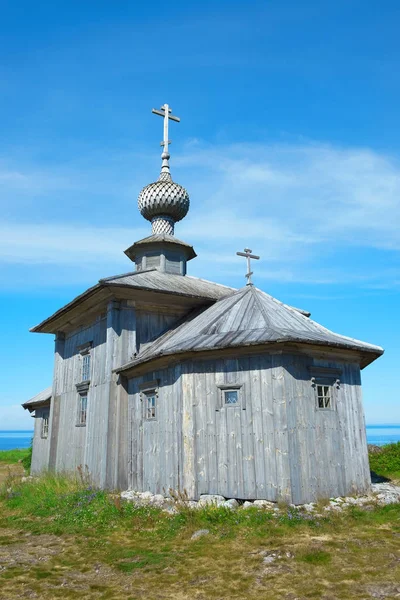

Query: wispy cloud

[0,140,399,290]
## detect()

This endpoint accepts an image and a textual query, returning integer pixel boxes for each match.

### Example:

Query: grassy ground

[0,448,30,465]
[0,446,399,599]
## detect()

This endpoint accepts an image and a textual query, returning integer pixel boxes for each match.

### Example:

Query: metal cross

[236,248,260,285]
[151,103,180,150]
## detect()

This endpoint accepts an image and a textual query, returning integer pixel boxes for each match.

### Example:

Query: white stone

[242,501,254,509]
[151,494,166,506]
[253,500,275,509]
[191,529,210,540]
[222,499,239,510]
[140,491,154,500]
[198,494,226,506]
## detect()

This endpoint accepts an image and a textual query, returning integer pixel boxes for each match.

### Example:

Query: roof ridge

[250,285,274,330]
[194,286,250,336]
[99,268,157,282]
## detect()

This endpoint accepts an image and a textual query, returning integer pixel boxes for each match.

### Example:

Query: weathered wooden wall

[47,300,184,489]
[30,406,50,474]
[283,355,370,504]
[127,352,370,503]
[128,365,183,493]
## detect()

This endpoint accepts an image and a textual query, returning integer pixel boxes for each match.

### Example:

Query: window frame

[311,376,340,412]
[76,392,88,427]
[81,352,91,383]
[139,381,159,421]
[216,384,244,410]
[309,366,341,413]
[41,409,50,439]
[77,342,92,384]
[144,389,157,420]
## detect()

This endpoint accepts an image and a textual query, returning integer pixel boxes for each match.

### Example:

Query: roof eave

[22,398,51,413]
[116,339,384,377]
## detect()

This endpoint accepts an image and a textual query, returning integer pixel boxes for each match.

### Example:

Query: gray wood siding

[48,302,137,489]
[182,356,289,501]
[128,366,183,494]
[283,355,370,504]
[136,310,182,352]
[30,407,50,474]
[127,352,370,503]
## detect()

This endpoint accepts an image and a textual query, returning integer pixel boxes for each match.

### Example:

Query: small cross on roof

[236,248,260,285]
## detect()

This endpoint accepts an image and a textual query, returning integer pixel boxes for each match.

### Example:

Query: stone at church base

[120,482,400,513]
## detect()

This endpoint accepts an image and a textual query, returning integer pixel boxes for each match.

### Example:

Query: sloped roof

[22,386,52,412]
[118,285,383,373]
[99,270,234,298]
[31,270,236,333]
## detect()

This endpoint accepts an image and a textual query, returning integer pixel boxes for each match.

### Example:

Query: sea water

[0,426,399,451]
[0,431,33,451]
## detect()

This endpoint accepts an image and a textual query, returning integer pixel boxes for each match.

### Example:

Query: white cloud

[0,140,399,288]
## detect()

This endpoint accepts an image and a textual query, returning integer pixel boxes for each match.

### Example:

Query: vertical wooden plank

[272,353,291,503]
[182,363,196,498]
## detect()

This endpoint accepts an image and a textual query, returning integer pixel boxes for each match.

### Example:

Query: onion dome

[138,145,190,235]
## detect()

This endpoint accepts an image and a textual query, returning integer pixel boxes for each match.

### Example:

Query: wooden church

[23,105,384,505]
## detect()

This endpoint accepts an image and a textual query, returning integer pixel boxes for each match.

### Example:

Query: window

[41,410,49,438]
[224,389,239,405]
[216,384,243,410]
[317,385,331,409]
[309,367,341,412]
[77,394,87,426]
[145,391,157,420]
[81,352,91,382]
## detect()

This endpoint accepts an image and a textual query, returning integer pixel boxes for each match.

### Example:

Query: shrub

[369,442,400,478]
[21,440,33,472]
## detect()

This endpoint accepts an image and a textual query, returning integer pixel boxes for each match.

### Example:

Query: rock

[222,499,239,510]
[263,554,277,564]
[242,501,254,509]
[121,490,137,501]
[151,494,166,507]
[372,483,400,506]
[198,494,225,506]
[253,500,275,509]
[368,444,383,454]
[140,491,154,501]
[302,503,315,513]
[191,529,210,540]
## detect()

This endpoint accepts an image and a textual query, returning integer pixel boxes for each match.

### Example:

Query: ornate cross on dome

[236,248,260,286]
[152,103,180,151]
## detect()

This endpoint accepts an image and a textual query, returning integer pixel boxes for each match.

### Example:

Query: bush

[369,442,400,477]
[21,440,33,472]
[0,448,30,464]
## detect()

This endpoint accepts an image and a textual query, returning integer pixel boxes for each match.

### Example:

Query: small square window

[317,384,331,409]
[224,389,239,405]
[145,391,157,420]
[41,411,49,439]
[77,394,87,426]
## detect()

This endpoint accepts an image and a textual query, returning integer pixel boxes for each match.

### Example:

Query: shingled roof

[22,386,52,413]
[117,285,383,373]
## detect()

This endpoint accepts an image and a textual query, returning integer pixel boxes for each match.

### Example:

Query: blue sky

[1,0,399,428]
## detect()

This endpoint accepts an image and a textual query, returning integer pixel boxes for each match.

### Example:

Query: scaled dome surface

[138,171,190,223]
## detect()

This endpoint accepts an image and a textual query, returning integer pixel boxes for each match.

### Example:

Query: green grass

[369,441,400,480]
[0,472,399,600]
[0,449,399,598]
[0,448,30,464]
